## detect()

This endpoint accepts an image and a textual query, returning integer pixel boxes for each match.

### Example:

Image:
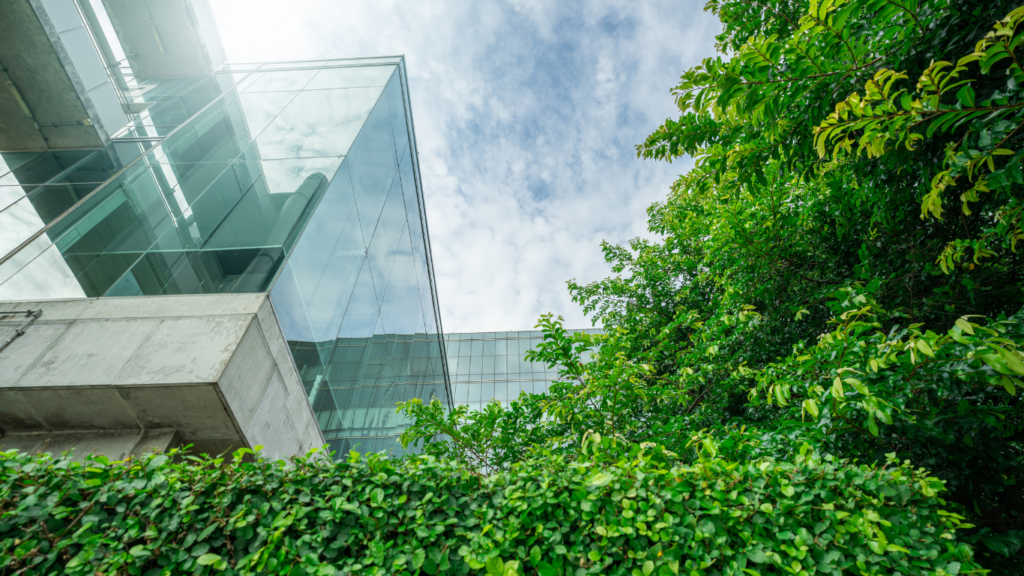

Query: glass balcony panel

[105,245,191,297]
[242,70,318,92]
[0,152,42,179]
[0,242,86,301]
[202,170,329,252]
[385,72,410,158]
[0,150,95,187]
[299,210,364,343]
[378,226,424,335]
[185,163,249,242]
[255,87,384,159]
[0,197,44,259]
[0,235,51,287]
[22,183,106,224]
[0,187,27,212]
[305,65,396,90]
[260,61,331,69]
[236,91,300,141]
[321,57,403,66]
[271,260,317,343]
[366,177,406,302]
[348,95,399,242]
[236,156,342,195]
[335,259,380,339]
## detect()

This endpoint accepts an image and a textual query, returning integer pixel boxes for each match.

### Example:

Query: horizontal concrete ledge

[0,428,180,461]
[0,294,325,462]
[0,293,268,322]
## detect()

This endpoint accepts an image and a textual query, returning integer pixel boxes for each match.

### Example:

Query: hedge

[0,440,979,576]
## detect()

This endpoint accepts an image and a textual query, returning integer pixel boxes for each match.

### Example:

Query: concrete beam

[0,428,180,461]
[0,293,325,461]
[0,0,127,150]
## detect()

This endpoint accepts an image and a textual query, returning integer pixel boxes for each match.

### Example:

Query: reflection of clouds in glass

[237,91,299,140]
[0,243,86,301]
[0,198,45,256]
[0,185,27,211]
[260,157,342,193]
[0,235,51,287]
[305,65,395,90]
[243,70,318,92]
[255,88,383,159]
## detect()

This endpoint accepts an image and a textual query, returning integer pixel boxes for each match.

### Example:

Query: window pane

[256,87,384,158]
[306,65,396,90]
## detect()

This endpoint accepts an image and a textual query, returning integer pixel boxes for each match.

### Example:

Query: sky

[209,0,721,332]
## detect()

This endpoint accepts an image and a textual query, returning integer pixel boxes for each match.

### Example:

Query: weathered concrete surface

[0,428,180,461]
[0,0,127,150]
[0,294,325,461]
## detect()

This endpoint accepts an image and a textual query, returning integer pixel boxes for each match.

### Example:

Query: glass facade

[0,58,450,457]
[445,329,602,410]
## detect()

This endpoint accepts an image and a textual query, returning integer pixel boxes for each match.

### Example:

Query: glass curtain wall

[445,329,602,411]
[0,58,450,458]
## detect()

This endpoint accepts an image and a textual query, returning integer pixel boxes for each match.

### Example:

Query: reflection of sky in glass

[0,187,27,211]
[0,198,45,257]
[259,158,343,193]
[0,241,85,300]
[305,65,396,90]
[0,59,448,458]
[254,87,385,159]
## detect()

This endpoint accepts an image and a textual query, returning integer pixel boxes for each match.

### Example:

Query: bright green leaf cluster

[0,442,981,576]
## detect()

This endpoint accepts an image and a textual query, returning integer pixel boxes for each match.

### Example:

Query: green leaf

[412,549,425,570]
[586,471,614,489]
[916,339,935,357]
[487,556,505,576]
[643,560,655,576]
[993,345,1024,375]
[746,548,767,564]
[955,318,975,334]
[537,562,558,576]
[831,377,844,400]
[197,553,221,566]
[955,85,976,107]
[867,412,879,437]
[1001,376,1017,395]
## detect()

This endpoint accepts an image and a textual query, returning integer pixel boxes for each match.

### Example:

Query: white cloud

[210,0,719,332]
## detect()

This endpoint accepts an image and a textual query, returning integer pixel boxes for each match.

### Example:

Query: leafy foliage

[0,440,982,576]
[402,0,1024,572]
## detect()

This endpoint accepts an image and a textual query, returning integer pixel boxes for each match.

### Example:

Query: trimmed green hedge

[0,441,979,576]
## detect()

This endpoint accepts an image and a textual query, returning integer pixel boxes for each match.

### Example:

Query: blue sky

[210,0,720,332]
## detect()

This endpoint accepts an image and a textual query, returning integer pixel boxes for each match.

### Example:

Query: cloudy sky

[209,0,720,332]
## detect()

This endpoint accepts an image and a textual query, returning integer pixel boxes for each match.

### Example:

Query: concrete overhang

[0,0,127,151]
[101,0,225,78]
[0,293,325,461]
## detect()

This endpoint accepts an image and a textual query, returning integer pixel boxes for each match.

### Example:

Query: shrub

[0,438,979,576]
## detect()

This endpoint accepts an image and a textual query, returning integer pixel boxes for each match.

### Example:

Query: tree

[403,0,1024,569]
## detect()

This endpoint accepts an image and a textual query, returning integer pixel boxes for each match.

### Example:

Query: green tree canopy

[401,0,1024,570]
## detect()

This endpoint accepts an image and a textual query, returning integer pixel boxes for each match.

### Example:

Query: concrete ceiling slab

[0,0,112,150]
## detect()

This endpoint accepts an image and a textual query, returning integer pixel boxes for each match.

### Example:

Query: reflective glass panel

[0,58,448,459]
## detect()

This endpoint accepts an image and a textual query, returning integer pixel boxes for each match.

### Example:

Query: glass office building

[0,57,450,456]
[445,329,601,410]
